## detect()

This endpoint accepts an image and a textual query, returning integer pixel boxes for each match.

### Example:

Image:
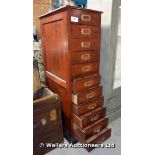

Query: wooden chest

[33,88,63,155]
[39,5,111,151]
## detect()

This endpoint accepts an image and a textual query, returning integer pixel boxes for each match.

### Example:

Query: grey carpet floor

[46,117,121,155]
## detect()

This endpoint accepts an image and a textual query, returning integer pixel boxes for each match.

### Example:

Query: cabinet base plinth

[63,128,77,144]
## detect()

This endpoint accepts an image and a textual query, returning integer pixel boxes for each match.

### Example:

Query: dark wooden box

[33,88,64,155]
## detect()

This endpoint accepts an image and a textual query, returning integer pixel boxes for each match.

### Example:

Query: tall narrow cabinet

[40,5,111,151]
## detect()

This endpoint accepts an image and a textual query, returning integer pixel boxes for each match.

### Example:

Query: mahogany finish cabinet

[40,5,111,151]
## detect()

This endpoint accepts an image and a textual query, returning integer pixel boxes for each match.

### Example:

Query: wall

[33,42,45,84]
[87,0,121,121]
[87,0,113,104]
[33,0,50,37]
[113,5,121,89]
[33,0,73,38]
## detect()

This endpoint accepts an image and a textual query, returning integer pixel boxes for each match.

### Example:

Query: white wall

[87,0,112,26]
[87,0,113,97]
[113,5,121,89]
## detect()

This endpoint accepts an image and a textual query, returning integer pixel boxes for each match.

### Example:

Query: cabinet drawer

[85,128,111,152]
[73,117,108,140]
[71,25,99,39]
[73,128,111,152]
[72,86,102,105]
[72,97,103,116]
[70,39,98,51]
[73,107,106,128]
[72,74,100,93]
[71,51,99,65]
[71,9,100,26]
[72,62,99,78]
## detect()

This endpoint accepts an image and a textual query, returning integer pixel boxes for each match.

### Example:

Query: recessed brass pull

[90,114,99,122]
[81,54,90,61]
[97,136,106,144]
[81,42,90,48]
[88,103,96,110]
[81,14,91,22]
[81,28,91,35]
[86,92,95,99]
[84,80,93,87]
[82,65,91,72]
[93,125,102,133]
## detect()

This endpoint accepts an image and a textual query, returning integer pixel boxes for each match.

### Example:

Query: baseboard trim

[107,108,121,123]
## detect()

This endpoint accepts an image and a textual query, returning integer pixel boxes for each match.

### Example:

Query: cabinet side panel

[41,12,68,86]
[46,78,71,131]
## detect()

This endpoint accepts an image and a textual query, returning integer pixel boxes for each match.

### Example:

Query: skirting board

[107,107,121,123]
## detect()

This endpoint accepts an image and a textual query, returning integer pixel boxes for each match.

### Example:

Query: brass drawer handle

[41,118,47,126]
[84,80,93,87]
[81,14,91,22]
[81,54,90,61]
[82,65,91,72]
[50,109,57,121]
[90,114,99,122]
[93,125,102,133]
[97,136,106,144]
[88,103,96,110]
[86,92,95,99]
[81,42,90,48]
[81,28,91,35]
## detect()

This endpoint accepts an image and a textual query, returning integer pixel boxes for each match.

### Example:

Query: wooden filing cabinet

[39,5,111,151]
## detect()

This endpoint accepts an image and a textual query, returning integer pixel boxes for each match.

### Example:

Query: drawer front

[71,25,99,39]
[85,128,111,152]
[72,97,103,116]
[71,51,99,65]
[70,39,99,51]
[72,62,99,78]
[73,107,106,128]
[73,117,108,140]
[71,9,100,26]
[72,74,100,93]
[72,86,102,105]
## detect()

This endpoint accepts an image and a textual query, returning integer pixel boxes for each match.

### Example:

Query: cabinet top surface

[39,5,103,19]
